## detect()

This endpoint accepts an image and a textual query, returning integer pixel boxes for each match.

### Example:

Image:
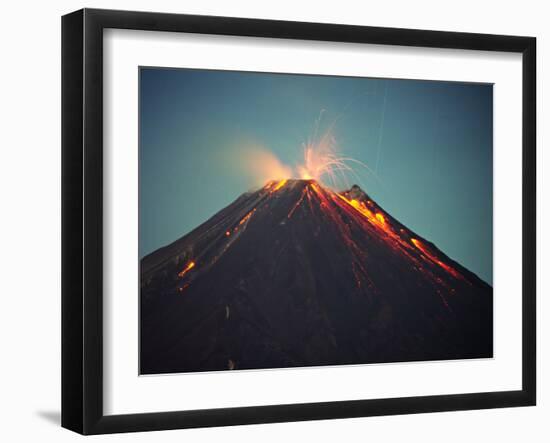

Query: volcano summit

[140,179,492,374]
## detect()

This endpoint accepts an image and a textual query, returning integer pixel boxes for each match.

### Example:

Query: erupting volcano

[140,179,492,374]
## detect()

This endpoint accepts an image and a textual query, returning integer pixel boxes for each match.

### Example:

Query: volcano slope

[140,179,492,374]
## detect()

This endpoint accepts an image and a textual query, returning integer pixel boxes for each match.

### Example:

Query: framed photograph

[62,8,536,434]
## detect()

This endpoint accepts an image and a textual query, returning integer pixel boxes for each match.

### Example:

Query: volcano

[140,179,492,374]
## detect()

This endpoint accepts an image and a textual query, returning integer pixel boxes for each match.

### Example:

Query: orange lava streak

[375,213,386,225]
[339,195,374,218]
[336,194,392,236]
[178,261,195,278]
[309,182,368,262]
[287,188,307,219]
[271,179,288,192]
[238,209,256,226]
[309,182,323,196]
[411,238,461,279]
[308,181,457,306]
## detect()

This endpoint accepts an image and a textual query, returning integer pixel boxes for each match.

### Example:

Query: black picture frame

[62,8,536,435]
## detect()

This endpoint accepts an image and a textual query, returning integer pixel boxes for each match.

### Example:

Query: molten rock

[140,179,492,374]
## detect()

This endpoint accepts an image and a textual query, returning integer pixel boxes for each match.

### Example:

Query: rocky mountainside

[140,179,492,374]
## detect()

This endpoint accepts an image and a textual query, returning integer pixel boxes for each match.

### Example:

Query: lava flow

[140,179,492,375]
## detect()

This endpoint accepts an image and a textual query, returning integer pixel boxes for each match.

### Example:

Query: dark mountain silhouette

[140,179,492,374]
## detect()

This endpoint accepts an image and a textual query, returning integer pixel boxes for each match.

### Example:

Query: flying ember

[236,114,375,191]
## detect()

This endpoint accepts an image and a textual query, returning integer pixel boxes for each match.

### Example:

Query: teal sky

[139,68,493,285]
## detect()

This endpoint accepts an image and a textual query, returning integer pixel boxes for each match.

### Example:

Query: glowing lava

[141,178,492,375]
[309,181,463,289]
[297,139,371,190]
[177,261,195,278]
[411,238,462,280]
[238,116,375,190]
[271,179,288,192]
[165,179,463,311]
[238,209,256,226]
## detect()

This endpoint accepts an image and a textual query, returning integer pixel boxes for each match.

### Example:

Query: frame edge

[61,8,85,435]
[521,36,537,406]
[63,8,537,434]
